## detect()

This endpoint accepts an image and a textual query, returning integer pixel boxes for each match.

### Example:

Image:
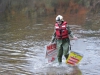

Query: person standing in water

[51,15,77,65]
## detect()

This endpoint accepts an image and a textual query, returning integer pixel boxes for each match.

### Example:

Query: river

[0,20,100,75]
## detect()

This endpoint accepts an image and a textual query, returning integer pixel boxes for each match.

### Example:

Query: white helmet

[56,15,64,21]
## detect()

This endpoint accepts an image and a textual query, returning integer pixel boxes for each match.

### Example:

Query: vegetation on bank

[0,0,100,26]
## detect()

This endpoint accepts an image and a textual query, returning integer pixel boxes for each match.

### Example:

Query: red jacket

[55,21,69,39]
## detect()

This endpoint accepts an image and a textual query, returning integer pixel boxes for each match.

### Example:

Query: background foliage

[0,0,100,26]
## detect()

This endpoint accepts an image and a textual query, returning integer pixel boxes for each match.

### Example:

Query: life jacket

[55,21,69,39]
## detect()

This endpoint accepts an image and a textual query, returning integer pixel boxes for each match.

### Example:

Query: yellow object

[66,51,83,66]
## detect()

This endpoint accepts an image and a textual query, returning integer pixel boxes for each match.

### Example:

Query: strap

[69,44,71,50]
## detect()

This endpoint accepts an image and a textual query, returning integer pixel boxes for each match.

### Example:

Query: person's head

[56,15,64,25]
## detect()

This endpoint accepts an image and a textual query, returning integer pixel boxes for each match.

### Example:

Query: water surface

[0,21,100,75]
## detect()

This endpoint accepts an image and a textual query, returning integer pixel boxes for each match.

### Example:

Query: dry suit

[51,21,74,64]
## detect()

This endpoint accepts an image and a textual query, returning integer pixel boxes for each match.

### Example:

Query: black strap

[69,44,71,50]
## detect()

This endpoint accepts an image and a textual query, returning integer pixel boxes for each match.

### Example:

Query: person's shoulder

[63,21,68,24]
[55,22,57,25]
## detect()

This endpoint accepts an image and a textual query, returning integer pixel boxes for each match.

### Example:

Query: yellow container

[66,51,83,66]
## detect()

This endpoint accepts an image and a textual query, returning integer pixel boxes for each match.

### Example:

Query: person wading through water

[50,15,78,65]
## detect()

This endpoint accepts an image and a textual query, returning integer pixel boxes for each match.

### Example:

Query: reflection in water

[35,65,82,75]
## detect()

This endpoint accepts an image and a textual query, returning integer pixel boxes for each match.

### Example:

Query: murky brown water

[0,20,100,75]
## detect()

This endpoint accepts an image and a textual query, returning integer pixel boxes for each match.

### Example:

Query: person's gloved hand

[73,36,78,40]
[49,42,52,44]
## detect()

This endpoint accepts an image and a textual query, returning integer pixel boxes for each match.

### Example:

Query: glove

[73,36,78,40]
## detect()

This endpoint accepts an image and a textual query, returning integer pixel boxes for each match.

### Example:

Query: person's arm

[67,25,74,38]
[67,25,78,40]
[51,32,56,43]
